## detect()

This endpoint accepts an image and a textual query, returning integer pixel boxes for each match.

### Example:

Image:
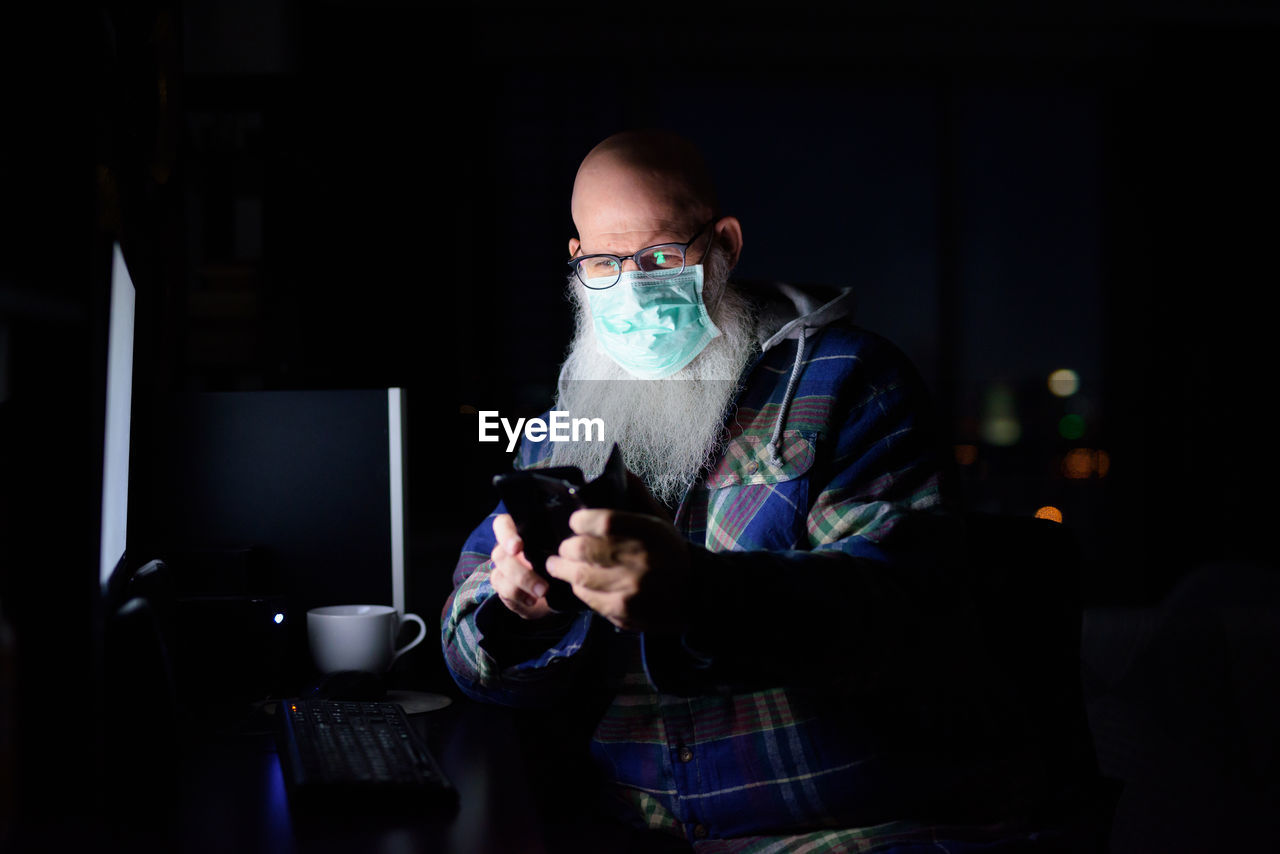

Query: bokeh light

[982,417,1021,446]
[1062,448,1111,479]
[1035,506,1064,523]
[1048,368,1079,397]
[1058,413,1086,440]
[1063,449,1092,478]
[980,383,1021,447]
[954,444,978,466]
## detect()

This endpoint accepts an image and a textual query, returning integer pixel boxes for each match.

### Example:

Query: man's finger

[494,554,548,599]
[497,565,547,602]
[519,570,549,601]
[568,508,663,540]
[492,558,551,615]
[557,533,620,566]
[569,584,608,616]
[548,556,634,595]
[496,586,553,621]
[545,554,573,583]
[492,542,530,573]
[493,513,519,544]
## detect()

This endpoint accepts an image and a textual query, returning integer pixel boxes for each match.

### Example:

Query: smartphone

[491,444,627,613]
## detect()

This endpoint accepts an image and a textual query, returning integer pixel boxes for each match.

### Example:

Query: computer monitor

[138,386,411,693]
[0,236,163,844]
[91,242,184,824]
[99,244,134,592]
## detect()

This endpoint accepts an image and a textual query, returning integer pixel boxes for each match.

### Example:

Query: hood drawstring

[756,287,854,470]
[765,324,807,469]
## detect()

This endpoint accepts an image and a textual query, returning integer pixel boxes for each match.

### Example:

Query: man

[443,131,1056,851]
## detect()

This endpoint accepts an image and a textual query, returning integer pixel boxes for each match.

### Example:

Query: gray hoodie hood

[733,280,858,352]
[728,279,858,465]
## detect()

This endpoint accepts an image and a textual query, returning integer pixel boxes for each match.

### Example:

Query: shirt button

[693,824,708,839]
[677,746,693,763]
[746,460,760,475]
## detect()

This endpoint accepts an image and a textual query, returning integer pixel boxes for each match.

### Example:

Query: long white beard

[548,245,759,507]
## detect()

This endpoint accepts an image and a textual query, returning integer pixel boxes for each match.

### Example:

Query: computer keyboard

[276,699,456,812]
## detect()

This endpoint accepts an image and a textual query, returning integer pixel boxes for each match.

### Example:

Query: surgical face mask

[584,264,721,380]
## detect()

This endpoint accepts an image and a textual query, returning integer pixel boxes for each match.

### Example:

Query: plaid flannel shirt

[442,324,1046,851]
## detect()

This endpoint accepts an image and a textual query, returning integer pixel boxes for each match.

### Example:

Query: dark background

[2,2,1279,848]
[82,2,1279,606]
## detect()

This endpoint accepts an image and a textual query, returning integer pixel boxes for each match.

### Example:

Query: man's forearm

[640,538,978,698]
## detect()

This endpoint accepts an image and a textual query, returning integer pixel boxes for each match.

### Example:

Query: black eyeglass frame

[567,220,715,290]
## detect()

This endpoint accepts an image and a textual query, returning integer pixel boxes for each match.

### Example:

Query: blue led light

[274,612,285,625]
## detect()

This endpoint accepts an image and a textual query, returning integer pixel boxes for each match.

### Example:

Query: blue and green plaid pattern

[442,325,1041,848]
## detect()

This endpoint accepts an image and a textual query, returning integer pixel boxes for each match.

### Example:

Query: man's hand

[489,514,554,620]
[546,509,690,632]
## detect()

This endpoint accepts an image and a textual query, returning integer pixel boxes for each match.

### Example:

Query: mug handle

[390,612,427,665]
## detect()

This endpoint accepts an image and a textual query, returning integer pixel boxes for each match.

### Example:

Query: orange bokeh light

[1063,449,1093,479]
[1062,448,1111,479]
[1035,506,1064,523]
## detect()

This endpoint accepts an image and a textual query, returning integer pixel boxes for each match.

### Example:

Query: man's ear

[568,237,581,258]
[713,216,743,269]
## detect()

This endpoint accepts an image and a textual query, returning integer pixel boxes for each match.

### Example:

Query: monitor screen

[99,243,134,589]
[140,387,409,690]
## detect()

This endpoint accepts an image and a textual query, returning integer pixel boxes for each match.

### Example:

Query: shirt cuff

[475,595,591,668]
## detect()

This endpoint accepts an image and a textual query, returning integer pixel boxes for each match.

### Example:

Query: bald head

[568,130,741,271]
[572,130,718,230]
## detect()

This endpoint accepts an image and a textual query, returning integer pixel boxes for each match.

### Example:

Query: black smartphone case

[492,444,628,613]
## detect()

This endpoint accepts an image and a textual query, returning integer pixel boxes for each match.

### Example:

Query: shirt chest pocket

[701,431,816,552]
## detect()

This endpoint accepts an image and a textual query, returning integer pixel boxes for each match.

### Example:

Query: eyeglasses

[567,221,714,290]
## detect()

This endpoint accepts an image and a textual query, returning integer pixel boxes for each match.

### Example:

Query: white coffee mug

[307,605,427,674]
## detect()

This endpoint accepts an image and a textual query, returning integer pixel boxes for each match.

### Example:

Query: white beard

[548,244,759,507]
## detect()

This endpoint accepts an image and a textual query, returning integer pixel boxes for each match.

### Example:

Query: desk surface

[162,694,688,854]
[5,688,690,853]
[173,698,509,853]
